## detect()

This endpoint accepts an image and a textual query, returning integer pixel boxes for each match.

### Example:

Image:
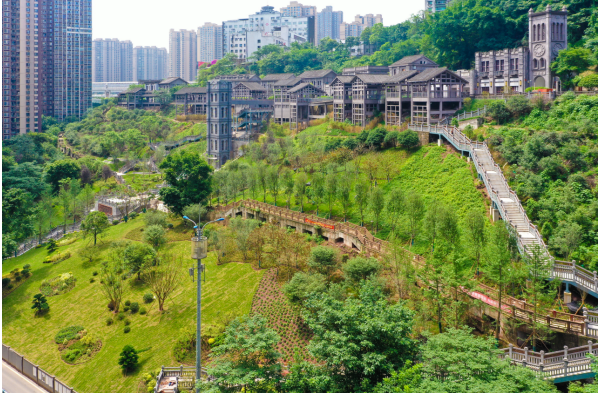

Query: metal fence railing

[3,344,78,393]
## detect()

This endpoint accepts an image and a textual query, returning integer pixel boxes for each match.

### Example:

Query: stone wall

[458,117,483,130]
[416,131,430,146]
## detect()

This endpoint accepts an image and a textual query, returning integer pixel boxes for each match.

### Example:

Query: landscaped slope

[2,216,263,393]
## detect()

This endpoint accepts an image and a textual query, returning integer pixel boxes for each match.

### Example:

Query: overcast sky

[92,0,423,49]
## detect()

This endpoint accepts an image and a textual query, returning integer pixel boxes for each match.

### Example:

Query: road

[2,361,46,393]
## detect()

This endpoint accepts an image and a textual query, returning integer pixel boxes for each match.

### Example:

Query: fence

[3,344,78,393]
[153,366,207,393]
[502,342,598,381]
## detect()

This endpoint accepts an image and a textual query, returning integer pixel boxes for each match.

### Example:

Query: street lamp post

[183,215,224,391]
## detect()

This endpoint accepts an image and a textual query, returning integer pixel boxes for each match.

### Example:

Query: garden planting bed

[251,269,312,364]
[55,326,102,365]
[40,273,76,296]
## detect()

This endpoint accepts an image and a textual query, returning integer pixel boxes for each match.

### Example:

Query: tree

[551,47,595,87]
[385,188,404,232]
[142,256,181,311]
[199,314,282,392]
[143,225,167,250]
[2,162,45,199]
[303,280,416,391]
[68,177,82,225]
[81,211,110,245]
[99,259,124,313]
[123,243,157,280]
[57,180,71,234]
[483,221,512,341]
[32,293,49,315]
[524,245,553,351]
[343,256,381,283]
[506,95,531,118]
[79,184,95,214]
[369,187,385,233]
[230,218,259,262]
[337,173,352,221]
[397,131,420,149]
[324,172,337,219]
[424,201,443,251]
[2,188,35,243]
[158,150,212,216]
[308,246,337,278]
[578,73,598,89]
[311,172,325,216]
[32,189,54,244]
[283,272,327,304]
[256,162,268,203]
[80,165,92,185]
[354,181,369,226]
[366,127,388,149]
[282,168,294,209]
[405,192,424,246]
[416,327,558,393]
[267,166,280,206]
[118,345,139,374]
[294,172,308,212]
[487,100,510,124]
[465,209,486,275]
[45,159,80,192]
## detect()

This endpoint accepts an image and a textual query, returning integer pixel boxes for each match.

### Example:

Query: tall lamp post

[183,215,224,391]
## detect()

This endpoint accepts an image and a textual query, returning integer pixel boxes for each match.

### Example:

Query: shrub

[167,223,174,229]
[125,300,131,306]
[106,317,114,326]
[117,312,126,321]
[92,271,98,276]
[397,130,420,149]
[46,239,58,253]
[143,225,166,250]
[80,333,97,347]
[89,277,95,283]
[2,278,11,287]
[129,211,138,220]
[139,307,147,315]
[21,269,31,278]
[108,301,116,311]
[129,302,140,313]
[143,293,154,303]
[143,210,168,228]
[123,306,130,312]
[7,284,13,290]
[124,326,131,333]
[112,220,120,225]
[118,345,138,373]
[54,325,84,344]
[23,264,31,270]
[44,252,71,264]
[124,319,131,326]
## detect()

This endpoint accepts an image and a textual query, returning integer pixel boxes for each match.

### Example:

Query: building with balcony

[297,69,337,90]
[426,0,452,13]
[273,80,328,125]
[92,38,133,82]
[280,1,316,17]
[174,87,208,115]
[316,6,343,42]
[197,22,223,63]
[223,6,315,60]
[260,73,296,92]
[389,54,438,75]
[169,29,198,82]
[133,46,168,81]
[339,14,383,40]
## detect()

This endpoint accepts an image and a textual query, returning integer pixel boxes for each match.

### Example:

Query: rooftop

[173,87,207,95]
[298,69,336,79]
[261,73,296,81]
[390,54,437,67]
[407,67,467,83]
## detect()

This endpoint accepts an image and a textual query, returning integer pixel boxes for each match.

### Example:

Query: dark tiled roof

[174,87,207,95]
[332,75,356,84]
[274,77,303,87]
[119,87,145,95]
[261,73,295,81]
[390,54,437,67]
[235,82,267,91]
[288,82,326,94]
[385,70,419,83]
[298,69,336,79]
[355,74,391,84]
[407,67,467,83]
[159,77,187,85]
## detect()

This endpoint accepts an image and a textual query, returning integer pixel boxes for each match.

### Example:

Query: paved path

[2,361,45,393]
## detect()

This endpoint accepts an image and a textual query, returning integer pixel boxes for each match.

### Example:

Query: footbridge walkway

[216,199,597,340]
[410,123,598,299]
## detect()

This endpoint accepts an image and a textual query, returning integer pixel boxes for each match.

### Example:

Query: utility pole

[183,215,224,391]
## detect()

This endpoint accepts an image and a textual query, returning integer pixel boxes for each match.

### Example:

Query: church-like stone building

[471,5,568,94]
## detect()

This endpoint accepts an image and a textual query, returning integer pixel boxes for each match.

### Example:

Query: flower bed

[251,269,312,363]
[40,273,76,296]
[55,326,102,365]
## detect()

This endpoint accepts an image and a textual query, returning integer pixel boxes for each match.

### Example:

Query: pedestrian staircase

[409,123,597,298]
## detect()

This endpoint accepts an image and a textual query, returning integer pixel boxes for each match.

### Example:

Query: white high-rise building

[280,1,316,17]
[92,39,133,82]
[340,14,383,40]
[198,23,223,63]
[223,6,315,60]
[133,46,168,81]
[316,6,343,42]
[169,29,198,81]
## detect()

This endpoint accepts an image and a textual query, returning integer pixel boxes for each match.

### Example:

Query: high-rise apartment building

[133,46,168,81]
[425,0,452,13]
[223,6,315,60]
[280,1,316,17]
[316,6,343,42]
[168,29,198,82]
[2,0,92,139]
[92,39,133,82]
[198,22,223,63]
[339,14,383,40]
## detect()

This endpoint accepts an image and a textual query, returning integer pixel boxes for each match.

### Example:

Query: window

[542,23,545,40]
[533,58,538,69]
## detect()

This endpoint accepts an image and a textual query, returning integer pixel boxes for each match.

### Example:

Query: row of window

[480,59,519,72]
[532,22,564,42]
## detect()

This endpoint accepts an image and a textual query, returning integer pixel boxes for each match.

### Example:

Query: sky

[92,0,423,49]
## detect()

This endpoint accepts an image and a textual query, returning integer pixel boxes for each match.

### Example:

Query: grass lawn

[222,144,489,254]
[121,173,163,192]
[2,215,264,393]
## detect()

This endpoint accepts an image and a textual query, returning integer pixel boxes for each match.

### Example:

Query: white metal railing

[154,366,208,393]
[409,123,598,298]
[503,342,598,380]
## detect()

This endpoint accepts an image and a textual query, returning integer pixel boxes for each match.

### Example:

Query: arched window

[538,24,541,41]
[552,23,556,40]
[540,58,545,68]
[542,23,545,40]
[533,59,538,69]
[532,25,536,42]
[561,23,564,40]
